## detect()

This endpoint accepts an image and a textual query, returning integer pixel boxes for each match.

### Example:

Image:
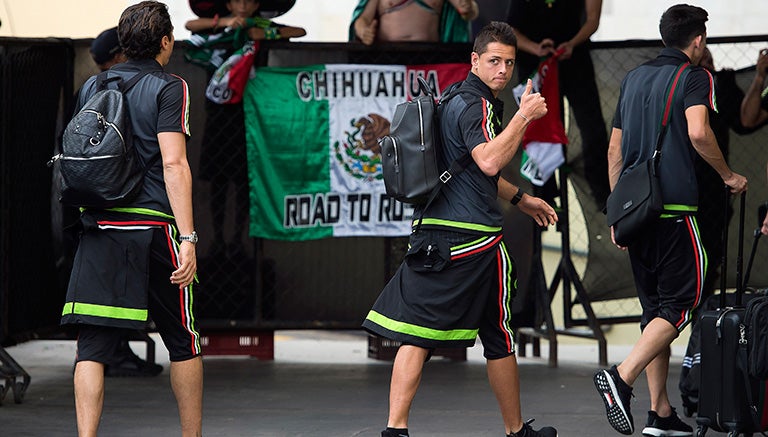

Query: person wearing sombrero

[184,0,305,260]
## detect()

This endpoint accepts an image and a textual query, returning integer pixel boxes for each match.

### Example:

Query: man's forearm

[691,128,733,182]
[511,28,541,56]
[607,128,623,189]
[569,0,602,47]
[497,177,519,202]
[472,112,530,176]
[164,163,195,235]
[741,73,766,128]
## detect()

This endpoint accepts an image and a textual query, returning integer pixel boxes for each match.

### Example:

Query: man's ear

[693,34,703,49]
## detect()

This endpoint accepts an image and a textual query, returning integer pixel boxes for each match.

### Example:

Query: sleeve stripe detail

[171,74,191,135]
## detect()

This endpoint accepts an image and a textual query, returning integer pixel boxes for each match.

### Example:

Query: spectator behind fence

[61,2,203,436]
[594,5,747,436]
[82,26,164,379]
[739,48,768,236]
[362,21,559,437]
[185,0,305,257]
[90,27,127,70]
[349,0,479,45]
[507,0,611,208]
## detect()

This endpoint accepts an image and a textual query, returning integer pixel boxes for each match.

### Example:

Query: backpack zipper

[391,137,400,173]
[417,100,424,149]
[81,109,125,146]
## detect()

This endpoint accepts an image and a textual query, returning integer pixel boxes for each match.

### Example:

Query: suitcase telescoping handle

[742,202,766,290]
[719,187,747,308]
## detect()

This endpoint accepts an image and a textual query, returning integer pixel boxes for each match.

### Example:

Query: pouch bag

[605,158,662,247]
[404,232,451,272]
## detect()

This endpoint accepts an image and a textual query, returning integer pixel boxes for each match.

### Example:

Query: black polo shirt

[417,72,505,233]
[77,59,191,221]
[613,48,715,212]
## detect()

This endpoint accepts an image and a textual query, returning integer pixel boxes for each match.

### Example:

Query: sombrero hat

[188,0,296,18]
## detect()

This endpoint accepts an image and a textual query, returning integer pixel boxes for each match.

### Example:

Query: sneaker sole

[594,370,634,435]
[641,426,692,437]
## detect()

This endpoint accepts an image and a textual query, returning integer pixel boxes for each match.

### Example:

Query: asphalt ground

[0,330,693,437]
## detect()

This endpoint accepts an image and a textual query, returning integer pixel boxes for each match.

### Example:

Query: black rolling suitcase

[696,190,768,437]
[680,199,768,418]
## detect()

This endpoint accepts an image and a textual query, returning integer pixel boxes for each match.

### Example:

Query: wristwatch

[510,189,524,205]
[179,231,198,244]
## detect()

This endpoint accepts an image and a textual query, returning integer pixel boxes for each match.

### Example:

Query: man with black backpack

[363,21,558,437]
[59,2,202,436]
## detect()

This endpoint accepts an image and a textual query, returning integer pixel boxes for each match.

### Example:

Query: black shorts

[362,230,518,360]
[65,221,201,362]
[628,216,706,332]
[76,325,134,363]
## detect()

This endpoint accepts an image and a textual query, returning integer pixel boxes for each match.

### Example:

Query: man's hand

[517,194,558,227]
[171,241,197,288]
[610,226,627,251]
[756,49,768,82]
[762,210,768,236]
[723,172,748,194]
[534,38,556,57]
[355,18,378,46]
[517,79,547,122]
[450,0,479,20]
[556,41,575,60]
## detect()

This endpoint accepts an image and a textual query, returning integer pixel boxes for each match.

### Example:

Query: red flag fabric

[513,50,568,185]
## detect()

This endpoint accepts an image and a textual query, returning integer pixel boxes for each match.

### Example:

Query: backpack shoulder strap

[94,70,151,93]
[119,70,151,93]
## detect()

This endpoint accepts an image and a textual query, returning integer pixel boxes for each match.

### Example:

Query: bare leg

[487,355,523,435]
[616,317,678,387]
[646,346,673,417]
[387,345,429,429]
[74,360,105,437]
[170,356,204,437]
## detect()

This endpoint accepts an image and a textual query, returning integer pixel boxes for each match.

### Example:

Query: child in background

[184,0,305,260]
[185,0,306,54]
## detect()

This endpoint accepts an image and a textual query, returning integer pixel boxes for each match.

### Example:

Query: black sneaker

[507,419,558,437]
[641,408,692,436]
[594,365,634,435]
[381,428,408,437]
[104,343,163,378]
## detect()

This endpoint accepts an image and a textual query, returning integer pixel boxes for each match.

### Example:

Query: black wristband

[510,189,524,205]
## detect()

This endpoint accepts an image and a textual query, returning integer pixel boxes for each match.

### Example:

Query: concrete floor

[0,330,694,437]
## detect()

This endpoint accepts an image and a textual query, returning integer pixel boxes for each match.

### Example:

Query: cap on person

[90,27,122,65]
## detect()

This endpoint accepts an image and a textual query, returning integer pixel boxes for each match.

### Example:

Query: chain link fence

[3,35,768,340]
[177,36,768,331]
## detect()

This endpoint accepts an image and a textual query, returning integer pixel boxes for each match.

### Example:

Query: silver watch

[179,231,198,244]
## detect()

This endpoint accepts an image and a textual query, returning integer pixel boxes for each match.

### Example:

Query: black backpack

[380,77,473,207]
[49,70,157,208]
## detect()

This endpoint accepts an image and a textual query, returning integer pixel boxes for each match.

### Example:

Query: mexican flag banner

[243,63,469,241]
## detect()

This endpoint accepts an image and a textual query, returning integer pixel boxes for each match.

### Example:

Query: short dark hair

[473,21,517,55]
[118,1,173,60]
[659,4,708,49]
